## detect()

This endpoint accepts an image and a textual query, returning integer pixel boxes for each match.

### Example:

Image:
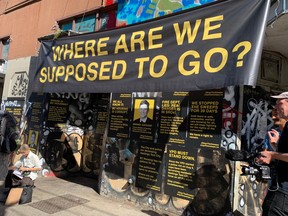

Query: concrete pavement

[0,175,172,216]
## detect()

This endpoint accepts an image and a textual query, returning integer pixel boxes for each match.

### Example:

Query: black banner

[33,0,270,93]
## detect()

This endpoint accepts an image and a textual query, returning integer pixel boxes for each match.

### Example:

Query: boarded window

[0,37,10,60]
[75,14,96,33]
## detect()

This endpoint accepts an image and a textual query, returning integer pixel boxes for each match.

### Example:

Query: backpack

[0,111,19,153]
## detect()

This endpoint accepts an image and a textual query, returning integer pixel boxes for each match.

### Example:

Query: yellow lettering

[150,55,167,78]
[203,15,223,40]
[99,61,112,80]
[85,40,96,57]
[74,41,84,58]
[39,68,47,83]
[204,48,227,73]
[135,57,150,78]
[112,60,126,80]
[65,65,74,82]
[131,31,145,52]
[75,63,86,81]
[98,37,109,56]
[173,20,201,45]
[178,50,200,75]
[87,62,98,81]
[115,34,129,54]
[48,67,56,82]
[148,26,163,49]
[55,66,65,82]
[63,43,74,60]
[52,46,64,61]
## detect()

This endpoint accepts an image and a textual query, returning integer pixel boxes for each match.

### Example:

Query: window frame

[0,36,11,61]
[57,3,117,33]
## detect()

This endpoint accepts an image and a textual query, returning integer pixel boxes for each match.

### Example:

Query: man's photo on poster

[133,99,155,124]
[28,130,38,149]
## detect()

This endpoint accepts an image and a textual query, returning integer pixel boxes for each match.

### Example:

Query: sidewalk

[0,175,171,216]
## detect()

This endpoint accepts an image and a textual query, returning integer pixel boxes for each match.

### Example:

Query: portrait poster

[108,93,132,138]
[28,130,39,152]
[158,92,189,145]
[131,98,156,141]
[187,89,224,149]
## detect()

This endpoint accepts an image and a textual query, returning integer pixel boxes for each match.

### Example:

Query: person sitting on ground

[5,144,41,188]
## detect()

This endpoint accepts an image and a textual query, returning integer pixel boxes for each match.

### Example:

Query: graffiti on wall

[24,86,273,215]
[10,72,29,97]
[101,88,234,215]
[222,86,239,151]
[116,0,216,26]
[235,86,272,216]
[38,93,109,177]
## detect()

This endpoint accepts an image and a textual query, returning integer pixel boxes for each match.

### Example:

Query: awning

[264,0,288,59]
[32,0,271,93]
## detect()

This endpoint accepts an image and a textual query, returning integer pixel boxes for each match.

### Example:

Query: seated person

[5,144,41,188]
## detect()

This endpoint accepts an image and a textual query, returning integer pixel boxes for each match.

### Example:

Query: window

[0,59,5,74]
[75,14,96,33]
[61,22,73,31]
[99,10,116,31]
[0,37,10,74]
[59,14,96,33]
[58,4,117,33]
[0,37,10,60]
[260,51,282,84]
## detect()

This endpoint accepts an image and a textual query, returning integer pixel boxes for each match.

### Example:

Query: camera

[225,149,271,182]
[241,162,271,182]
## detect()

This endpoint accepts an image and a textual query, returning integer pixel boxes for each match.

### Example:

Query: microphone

[225,149,252,161]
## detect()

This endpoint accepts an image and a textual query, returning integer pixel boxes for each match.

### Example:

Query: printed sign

[33,0,270,93]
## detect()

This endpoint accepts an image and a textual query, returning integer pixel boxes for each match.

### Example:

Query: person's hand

[257,151,273,164]
[268,129,280,145]
[19,166,28,172]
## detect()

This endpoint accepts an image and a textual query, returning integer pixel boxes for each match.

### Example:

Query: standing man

[0,110,19,184]
[258,92,288,215]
